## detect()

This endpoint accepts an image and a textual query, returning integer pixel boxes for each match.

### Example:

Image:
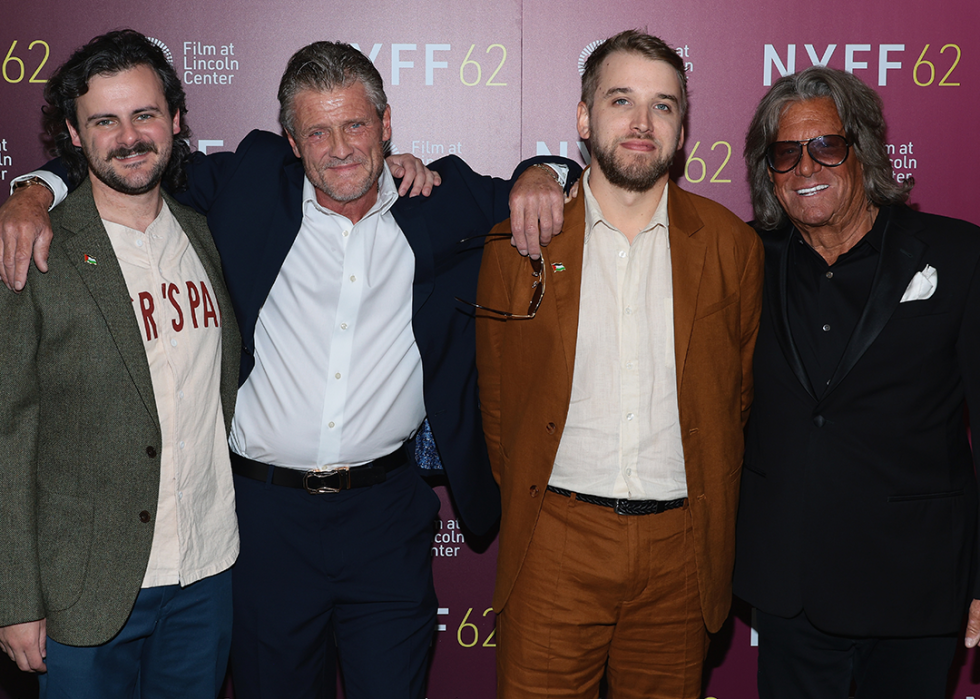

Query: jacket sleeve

[0,275,45,627]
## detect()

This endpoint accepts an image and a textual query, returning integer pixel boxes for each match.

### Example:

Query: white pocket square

[900,264,937,303]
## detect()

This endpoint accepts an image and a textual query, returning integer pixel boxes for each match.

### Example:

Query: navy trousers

[39,569,232,699]
[230,462,440,699]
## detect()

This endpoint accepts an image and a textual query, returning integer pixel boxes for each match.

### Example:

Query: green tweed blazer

[0,179,241,646]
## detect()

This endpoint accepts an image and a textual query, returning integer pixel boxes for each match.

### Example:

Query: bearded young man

[474,29,764,699]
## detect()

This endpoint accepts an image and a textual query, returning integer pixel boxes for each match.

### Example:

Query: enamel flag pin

[84,254,98,266]
[552,262,566,272]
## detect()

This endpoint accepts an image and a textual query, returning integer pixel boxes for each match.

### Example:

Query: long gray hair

[744,66,911,230]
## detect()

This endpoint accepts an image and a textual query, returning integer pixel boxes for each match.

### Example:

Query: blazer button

[139,511,151,523]
[146,446,157,458]
[545,422,556,434]
[529,485,539,498]
[812,415,825,427]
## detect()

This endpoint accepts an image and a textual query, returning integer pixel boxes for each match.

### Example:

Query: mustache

[105,141,158,161]
[323,155,366,168]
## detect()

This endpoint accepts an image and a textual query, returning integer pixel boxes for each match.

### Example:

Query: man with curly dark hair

[0,30,241,698]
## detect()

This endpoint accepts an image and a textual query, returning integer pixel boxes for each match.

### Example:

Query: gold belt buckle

[303,466,351,494]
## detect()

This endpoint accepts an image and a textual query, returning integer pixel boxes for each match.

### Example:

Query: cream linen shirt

[103,204,238,588]
[548,172,687,500]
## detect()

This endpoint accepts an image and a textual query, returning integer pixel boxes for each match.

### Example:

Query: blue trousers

[230,463,440,699]
[39,568,232,699]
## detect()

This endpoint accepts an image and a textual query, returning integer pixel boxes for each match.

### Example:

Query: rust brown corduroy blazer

[476,178,764,633]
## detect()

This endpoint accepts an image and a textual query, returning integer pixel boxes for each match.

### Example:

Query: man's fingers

[32,233,51,275]
[0,621,47,672]
[965,599,980,647]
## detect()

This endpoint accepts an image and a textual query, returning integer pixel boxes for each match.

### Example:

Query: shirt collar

[791,205,888,257]
[581,167,670,244]
[301,163,399,222]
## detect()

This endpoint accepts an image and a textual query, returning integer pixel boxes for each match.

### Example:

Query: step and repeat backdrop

[2,1,978,697]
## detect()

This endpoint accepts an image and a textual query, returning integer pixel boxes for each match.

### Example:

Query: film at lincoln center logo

[578,40,605,76]
[147,37,174,66]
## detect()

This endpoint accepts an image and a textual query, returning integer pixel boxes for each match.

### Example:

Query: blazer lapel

[667,186,706,391]
[549,191,587,390]
[764,229,817,399]
[57,181,159,424]
[823,207,926,397]
[391,203,435,317]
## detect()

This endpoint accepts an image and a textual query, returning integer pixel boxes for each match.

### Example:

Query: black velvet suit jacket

[734,205,980,637]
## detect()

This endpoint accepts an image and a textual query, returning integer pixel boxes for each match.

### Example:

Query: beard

[304,155,383,204]
[591,134,678,193]
[85,140,170,196]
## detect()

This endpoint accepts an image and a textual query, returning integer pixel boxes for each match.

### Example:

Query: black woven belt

[231,448,406,493]
[547,485,685,516]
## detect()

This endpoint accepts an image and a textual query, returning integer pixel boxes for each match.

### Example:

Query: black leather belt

[547,485,685,516]
[231,448,406,494]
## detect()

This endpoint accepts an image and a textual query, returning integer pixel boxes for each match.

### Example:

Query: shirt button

[178,492,183,500]
[328,421,335,428]
[170,339,178,347]
[825,271,834,279]
[136,239,144,247]
[822,324,831,332]
[179,441,185,449]
[350,275,356,282]
[335,373,341,379]
[625,467,632,476]
[340,323,348,330]
[178,391,184,399]
[625,307,633,316]
[619,250,627,258]
[626,412,635,421]
[343,230,350,237]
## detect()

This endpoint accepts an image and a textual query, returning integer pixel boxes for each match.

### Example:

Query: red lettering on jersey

[186,281,201,328]
[168,283,184,332]
[138,292,158,341]
[200,281,219,328]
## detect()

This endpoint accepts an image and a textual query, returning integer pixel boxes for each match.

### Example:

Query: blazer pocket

[37,490,94,613]
[887,489,963,503]
[694,292,737,320]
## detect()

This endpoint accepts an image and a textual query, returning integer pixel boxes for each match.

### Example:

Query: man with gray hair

[735,65,980,698]
[0,38,578,699]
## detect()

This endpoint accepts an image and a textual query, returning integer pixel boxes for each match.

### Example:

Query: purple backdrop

[2,1,979,697]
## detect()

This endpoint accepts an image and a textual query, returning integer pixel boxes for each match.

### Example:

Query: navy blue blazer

[734,205,980,637]
[162,129,578,535]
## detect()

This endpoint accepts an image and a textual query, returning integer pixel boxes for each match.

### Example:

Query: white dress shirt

[549,172,687,500]
[229,165,425,469]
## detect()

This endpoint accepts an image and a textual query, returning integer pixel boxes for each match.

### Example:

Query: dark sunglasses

[766,134,851,173]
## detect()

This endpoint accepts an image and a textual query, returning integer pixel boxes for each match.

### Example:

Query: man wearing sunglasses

[735,65,980,698]
[475,30,764,699]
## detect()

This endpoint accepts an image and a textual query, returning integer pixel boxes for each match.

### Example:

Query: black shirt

[787,208,889,397]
